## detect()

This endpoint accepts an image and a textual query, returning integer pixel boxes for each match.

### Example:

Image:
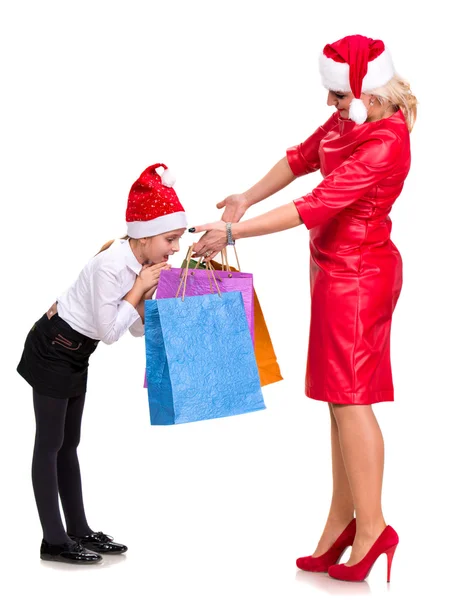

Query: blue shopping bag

[145,291,265,425]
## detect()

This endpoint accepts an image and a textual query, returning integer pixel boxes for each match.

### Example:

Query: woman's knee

[328,403,338,424]
[330,403,373,425]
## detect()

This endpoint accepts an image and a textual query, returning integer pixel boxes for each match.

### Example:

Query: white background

[1,1,465,598]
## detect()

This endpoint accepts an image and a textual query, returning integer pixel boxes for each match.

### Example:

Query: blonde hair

[371,74,418,133]
[96,235,130,255]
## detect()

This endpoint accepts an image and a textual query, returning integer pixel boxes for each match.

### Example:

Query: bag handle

[176,246,222,301]
[205,260,222,297]
[176,246,193,300]
[221,246,241,273]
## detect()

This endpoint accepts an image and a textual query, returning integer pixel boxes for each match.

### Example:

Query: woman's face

[327,90,370,120]
[142,228,185,264]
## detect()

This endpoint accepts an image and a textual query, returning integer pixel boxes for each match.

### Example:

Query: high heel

[296,518,356,572]
[386,543,397,582]
[328,525,399,582]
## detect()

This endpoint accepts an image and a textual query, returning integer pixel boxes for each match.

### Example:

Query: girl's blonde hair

[371,74,418,133]
[96,235,130,255]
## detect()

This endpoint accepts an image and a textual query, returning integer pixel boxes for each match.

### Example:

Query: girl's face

[141,228,185,264]
[327,90,371,120]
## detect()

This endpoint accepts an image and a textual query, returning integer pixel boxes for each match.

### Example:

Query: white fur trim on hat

[126,211,187,239]
[319,54,351,92]
[349,98,368,125]
[161,168,176,187]
[319,49,395,93]
[361,50,394,91]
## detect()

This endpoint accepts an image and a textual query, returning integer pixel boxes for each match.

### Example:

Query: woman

[17,163,187,564]
[189,35,417,582]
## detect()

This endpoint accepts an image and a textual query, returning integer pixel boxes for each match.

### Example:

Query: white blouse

[57,239,145,344]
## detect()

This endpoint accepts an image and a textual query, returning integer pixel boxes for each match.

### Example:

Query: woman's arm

[219,113,339,223]
[192,202,303,257]
[218,157,296,223]
[233,202,302,238]
[242,157,296,208]
[192,131,403,256]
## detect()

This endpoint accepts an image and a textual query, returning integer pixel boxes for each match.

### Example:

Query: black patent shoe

[40,539,102,564]
[69,531,128,554]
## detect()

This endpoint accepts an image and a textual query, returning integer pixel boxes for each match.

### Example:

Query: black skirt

[17,312,99,399]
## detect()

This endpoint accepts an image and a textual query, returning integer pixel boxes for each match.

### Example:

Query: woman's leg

[57,393,93,537]
[312,404,355,556]
[32,391,71,544]
[331,403,386,565]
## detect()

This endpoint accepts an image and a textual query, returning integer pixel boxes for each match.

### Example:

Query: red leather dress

[287,109,410,404]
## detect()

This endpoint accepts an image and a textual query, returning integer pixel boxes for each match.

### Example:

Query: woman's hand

[217,193,249,223]
[190,221,228,258]
[190,202,303,259]
[188,194,248,260]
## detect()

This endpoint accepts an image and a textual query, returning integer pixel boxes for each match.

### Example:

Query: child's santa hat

[126,163,187,238]
[319,35,395,125]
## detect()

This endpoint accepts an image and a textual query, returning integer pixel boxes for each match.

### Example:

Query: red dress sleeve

[293,130,403,230]
[286,113,339,176]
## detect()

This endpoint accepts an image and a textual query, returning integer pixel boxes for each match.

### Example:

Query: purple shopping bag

[157,266,255,340]
[143,261,254,388]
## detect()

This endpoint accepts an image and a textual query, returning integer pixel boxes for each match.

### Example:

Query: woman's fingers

[188,223,211,234]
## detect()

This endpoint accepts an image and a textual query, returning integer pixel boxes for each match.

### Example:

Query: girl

[190,35,417,583]
[17,163,187,564]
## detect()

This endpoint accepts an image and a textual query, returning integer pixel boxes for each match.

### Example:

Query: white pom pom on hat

[349,98,369,125]
[318,34,395,125]
[161,167,176,187]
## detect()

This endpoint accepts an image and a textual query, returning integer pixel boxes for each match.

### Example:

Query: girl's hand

[137,262,170,293]
[142,284,157,301]
[217,193,249,223]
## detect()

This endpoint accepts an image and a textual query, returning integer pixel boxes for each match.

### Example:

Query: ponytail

[96,235,130,255]
[372,74,418,133]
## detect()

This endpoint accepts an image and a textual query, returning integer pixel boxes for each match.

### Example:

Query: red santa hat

[126,163,187,239]
[319,35,395,125]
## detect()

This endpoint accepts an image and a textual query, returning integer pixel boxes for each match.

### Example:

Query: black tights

[32,390,93,544]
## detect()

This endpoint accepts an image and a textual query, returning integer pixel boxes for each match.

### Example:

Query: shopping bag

[157,260,254,343]
[143,247,283,388]
[183,249,283,387]
[144,291,265,425]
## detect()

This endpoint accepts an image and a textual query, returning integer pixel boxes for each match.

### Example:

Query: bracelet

[226,222,235,246]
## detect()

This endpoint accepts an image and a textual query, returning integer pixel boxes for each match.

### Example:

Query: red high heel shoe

[328,525,399,582]
[296,518,356,572]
